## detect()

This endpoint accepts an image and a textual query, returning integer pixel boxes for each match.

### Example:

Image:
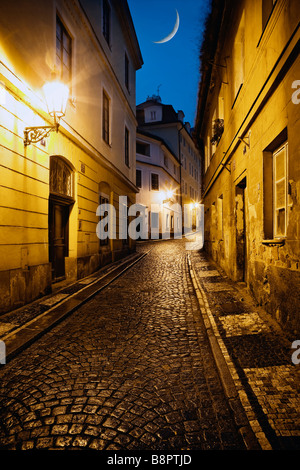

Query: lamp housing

[24,79,69,146]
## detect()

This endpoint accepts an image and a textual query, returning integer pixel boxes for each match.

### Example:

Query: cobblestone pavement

[189,251,300,450]
[0,240,246,451]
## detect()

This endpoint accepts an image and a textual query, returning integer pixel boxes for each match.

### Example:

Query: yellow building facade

[195,0,300,335]
[0,0,143,313]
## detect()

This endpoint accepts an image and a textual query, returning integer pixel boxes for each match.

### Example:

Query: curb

[187,253,261,450]
[1,250,150,364]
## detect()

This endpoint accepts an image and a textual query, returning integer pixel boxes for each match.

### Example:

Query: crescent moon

[154,10,180,44]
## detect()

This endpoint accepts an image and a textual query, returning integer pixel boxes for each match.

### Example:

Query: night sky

[127,0,211,127]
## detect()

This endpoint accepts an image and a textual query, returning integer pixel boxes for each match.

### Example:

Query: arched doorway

[49,156,75,281]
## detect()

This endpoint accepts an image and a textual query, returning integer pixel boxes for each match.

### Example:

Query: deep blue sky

[127,0,211,127]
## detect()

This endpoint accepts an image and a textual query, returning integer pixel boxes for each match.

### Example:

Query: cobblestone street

[0,240,247,451]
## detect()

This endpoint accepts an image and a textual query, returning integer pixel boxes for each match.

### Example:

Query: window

[50,156,73,198]
[232,11,245,106]
[136,141,150,156]
[273,143,288,237]
[205,135,211,172]
[125,127,129,167]
[166,214,170,229]
[125,53,129,90]
[56,16,72,84]
[151,173,159,191]
[103,0,111,45]
[102,90,110,144]
[150,111,156,120]
[164,155,168,168]
[217,195,223,239]
[263,130,289,240]
[136,169,142,188]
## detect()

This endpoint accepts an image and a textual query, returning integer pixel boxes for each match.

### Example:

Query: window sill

[262,238,285,247]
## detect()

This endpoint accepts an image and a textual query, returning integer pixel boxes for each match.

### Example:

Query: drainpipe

[177,122,184,234]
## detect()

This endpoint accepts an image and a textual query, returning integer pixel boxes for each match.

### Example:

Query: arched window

[50,156,74,199]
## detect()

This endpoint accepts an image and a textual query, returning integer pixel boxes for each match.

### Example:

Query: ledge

[262,238,286,247]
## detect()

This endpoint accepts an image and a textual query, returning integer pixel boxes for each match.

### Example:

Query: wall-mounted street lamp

[160,189,175,204]
[24,80,69,146]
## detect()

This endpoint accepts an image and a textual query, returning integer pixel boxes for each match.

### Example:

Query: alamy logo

[96,197,204,251]
[0,81,6,106]
[0,341,6,365]
[291,340,300,365]
[291,80,300,104]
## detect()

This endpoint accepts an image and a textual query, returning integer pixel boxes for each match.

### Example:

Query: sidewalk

[188,249,300,450]
[0,249,150,362]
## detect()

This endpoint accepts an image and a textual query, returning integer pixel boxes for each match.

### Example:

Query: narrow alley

[0,240,246,451]
[0,240,298,454]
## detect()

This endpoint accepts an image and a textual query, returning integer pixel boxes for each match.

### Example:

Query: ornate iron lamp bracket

[24,123,59,146]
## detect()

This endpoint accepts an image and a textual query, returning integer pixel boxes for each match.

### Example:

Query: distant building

[137,96,202,232]
[0,0,143,313]
[194,0,300,335]
[136,129,181,239]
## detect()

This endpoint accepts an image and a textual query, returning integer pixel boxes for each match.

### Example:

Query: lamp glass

[43,80,69,119]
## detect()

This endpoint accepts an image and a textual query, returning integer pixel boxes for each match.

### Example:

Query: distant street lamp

[24,79,69,146]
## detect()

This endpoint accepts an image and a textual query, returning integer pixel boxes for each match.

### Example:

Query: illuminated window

[263,130,289,240]
[56,16,72,84]
[273,143,288,237]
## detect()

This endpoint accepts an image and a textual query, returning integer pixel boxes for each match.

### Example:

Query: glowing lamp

[24,79,69,146]
[43,80,69,121]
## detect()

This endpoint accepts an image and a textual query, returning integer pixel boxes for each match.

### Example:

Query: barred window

[50,156,73,198]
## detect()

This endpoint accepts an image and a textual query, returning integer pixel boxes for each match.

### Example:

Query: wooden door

[49,200,69,280]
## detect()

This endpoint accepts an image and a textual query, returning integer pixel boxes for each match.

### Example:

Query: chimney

[177,110,185,122]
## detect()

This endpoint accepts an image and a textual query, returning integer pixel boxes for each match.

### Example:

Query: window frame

[56,15,72,85]
[125,53,129,91]
[102,89,110,145]
[151,173,159,191]
[102,0,111,46]
[125,127,130,167]
[136,169,142,188]
[273,142,288,238]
